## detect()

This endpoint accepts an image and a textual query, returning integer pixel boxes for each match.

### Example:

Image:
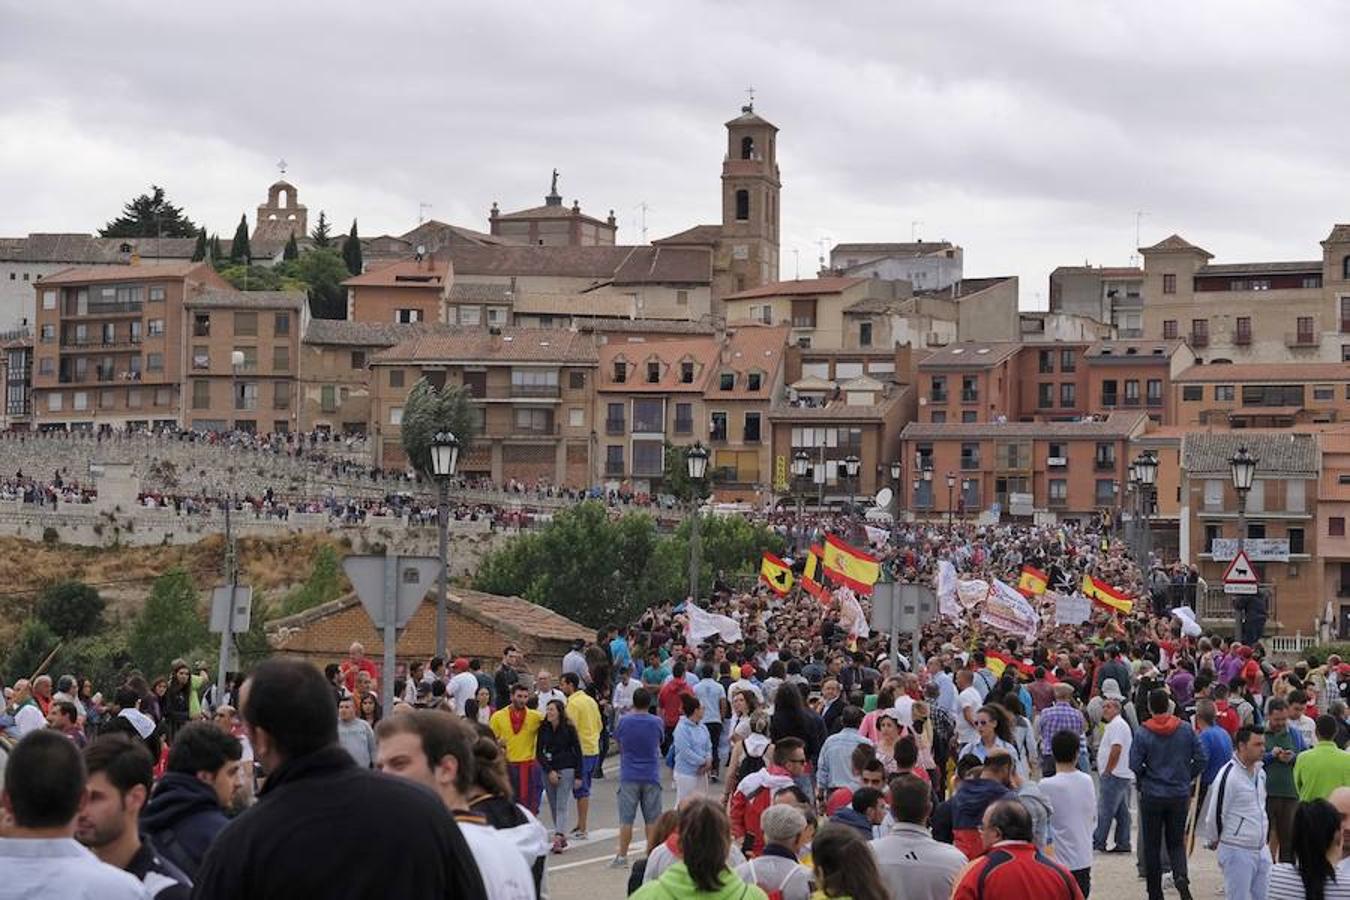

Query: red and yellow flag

[1017,565,1049,597]
[1082,573,1133,615]
[821,534,880,595]
[760,552,794,596]
[801,545,827,600]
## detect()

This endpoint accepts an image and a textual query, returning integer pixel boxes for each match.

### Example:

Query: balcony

[1048,494,1067,508]
[510,384,561,399]
[1101,394,1118,408]
[1147,396,1163,407]
[508,423,559,437]
[633,419,666,435]
[1234,331,1252,346]
[960,390,978,404]
[959,457,980,470]
[1200,585,1276,623]
[930,392,948,404]
[1285,331,1318,348]
[1122,396,1141,408]
[64,302,142,317]
[1187,332,1209,348]
[1047,456,1067,467]
[59,339,143,353]
[710,429,728,443]
[1094,458,1116,471]
[604,418,625,435]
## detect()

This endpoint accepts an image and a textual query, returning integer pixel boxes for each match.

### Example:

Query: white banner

[1209,538,1290,562]
[981,579,1040,640]
[684,602,742,644]
[836,587,871,640]
[863,524,891,547]
[957,578,990,609]
[1053,592,1092,627]
[936,560,961,619]
[1172,605,1202,638]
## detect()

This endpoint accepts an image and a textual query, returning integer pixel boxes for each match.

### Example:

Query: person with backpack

[731,738,808,858]
[733,804,813,900]
[1198,725,1269,900]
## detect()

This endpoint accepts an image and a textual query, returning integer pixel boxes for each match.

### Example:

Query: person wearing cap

[448,658,479,715]
[727,665,763,706]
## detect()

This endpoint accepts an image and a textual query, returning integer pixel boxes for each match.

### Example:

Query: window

[961,411,977,423]
[930,376,947,403]
[1163,273,1177,294]
[42,290,56,310]
[606,402,625,433]
[396,309,421,324]
[647,361,661,384]
[1297,316,1316,341]
[1314,384,1335,401]
[192,380,210,409]
[613,361,627,383]
[39,357,53,375]
[1095,479,1115,505]
[513,409,552,433]
[1094,442,1115,469]
[1038,350,1054,374]
[234,347,257,371]
[389,406,403,425]
[605,445,624,476]
[47,392,62,412]
[1236,317,1251,343]
[747,371,762,391]
[273,345,290,372]
[148,286,165,302]
[321,385,337,413]
[633,440,664,477]
[146,353,163,372]
[147,318,164,337]
[679,361,694,384]
[1287,479,1306,513]
[930,410,946,424]
[569,371,585,390]
[710,411,728,441]
[154,387,171,406]
[735,189,750,221]
[1146,379,1162,405]
[1163,320,1178,339]
[351,351,367,370]
[194,314,210,337]
[720,372,735,391]
[389,369,404,388]
[1248,522,1267,539]
[1182,385,1203,401]
[1241,384,1303,407]
[40,324,54,343]
[1101,379,1118,406]
[1060,383,1076,407]
[1060,350,1076,372]
[1288,527,1305,555]
[459,306,481,326]
[743,412,761,443]
[1205,524,1221,553]
[1049,479,1067,505]
[234,312,258,336]
[674,403,693,434]
[73,391,88,411]
[274,312,290,335]
[273,382,291,410]
[487,307,507,326]
[961,376,978,403]
[126,388,141,409]
[676,290,688,306]
[1037,383,1054,408]
[98,389,115,409]
[960,442,979,469]
[235,382,258,411]
[859,322,872,347]
[1331,517,1346,537]
[567,407,584,428]
[1124,379,1140,405]
[791,298,817,328]
[192,347,209,370]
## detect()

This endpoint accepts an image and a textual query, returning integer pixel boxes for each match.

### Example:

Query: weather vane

[277,158,287,177]
[745,85,755,111]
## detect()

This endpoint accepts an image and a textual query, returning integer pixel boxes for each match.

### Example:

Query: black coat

[537,720,582,772]
[190,745,487,900]
[141,772,229,879]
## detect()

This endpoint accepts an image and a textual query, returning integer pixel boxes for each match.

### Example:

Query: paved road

[541,767,1225,899]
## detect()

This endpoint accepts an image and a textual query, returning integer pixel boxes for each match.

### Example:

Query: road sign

[343,555,444,630]
[1223,549,1260,595]
[871,582,937,673]
[209,585,253,633]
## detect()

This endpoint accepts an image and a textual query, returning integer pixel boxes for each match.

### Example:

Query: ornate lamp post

[685,442,710,600]
[1229,445,1258,547]
[1133,449,1158,568]
[429,430,461,660]
[945,471,956,529]
[843,454,861,515]
[792,449,811,549]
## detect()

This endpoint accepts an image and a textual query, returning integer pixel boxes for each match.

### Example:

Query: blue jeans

[1094,774,1132,850]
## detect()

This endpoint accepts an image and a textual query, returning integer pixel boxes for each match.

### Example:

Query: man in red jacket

[730,738,807,857]
[953,799,1083,900]
[656,661,693,754]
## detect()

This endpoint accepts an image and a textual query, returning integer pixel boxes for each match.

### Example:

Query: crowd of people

[5,516,1350,898]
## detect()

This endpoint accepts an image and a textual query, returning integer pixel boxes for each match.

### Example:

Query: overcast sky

[5,1,1350,307]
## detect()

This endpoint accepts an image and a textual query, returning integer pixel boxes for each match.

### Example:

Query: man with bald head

[9,679,45,737]
[339,641,379,694]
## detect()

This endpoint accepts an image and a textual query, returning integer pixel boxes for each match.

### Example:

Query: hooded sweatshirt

[952,778,1013,859]
[730,765,796,856]
[1129,714,1206,800]
[632,862,769,900]
[140,771,230,878]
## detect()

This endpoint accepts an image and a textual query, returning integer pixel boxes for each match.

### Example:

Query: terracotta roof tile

[901,411,1148,440]
[1181,431,1319,476]
[37,261,216,285]
[1140,234,1212,257]
[449,245,710,283]
[917,341,1022,369]
[372,327,598,365]
[652,224,722,246]
[598,337,720,392]
[724,277,867,301]
[832,241,953,256]
[1175,363,1350,383]
[914,277,1015,300]
[1084,339,1186,361]
[705,324,787,400]
[770,386,908,421]
[342,256,450,288]
[184,289,304,310]
[577,318,716,336]
[1196,260,1322,276]
[303,320,437,347]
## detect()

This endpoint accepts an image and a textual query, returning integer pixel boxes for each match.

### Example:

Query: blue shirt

[610,637,631,673]
[1200,725,1234,787]
[694,678,725,724]
[672,717,713,776]
[615,712,664,785]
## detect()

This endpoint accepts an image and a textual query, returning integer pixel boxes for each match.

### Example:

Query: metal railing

[1199,585,1276,622]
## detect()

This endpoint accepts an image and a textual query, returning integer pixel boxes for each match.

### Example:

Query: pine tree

[191,229,207,262]
[310,211,332,248]
[283,232,299,261]
[209,234,223,261]
[99,185,198,238]
[230,214,251,262]
[342,219,363,275]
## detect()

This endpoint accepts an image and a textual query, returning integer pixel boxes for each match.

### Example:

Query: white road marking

[548,841,647,872]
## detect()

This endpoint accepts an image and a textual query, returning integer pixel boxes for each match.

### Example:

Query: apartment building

[1180,432,1320,634]
[298,319,428,434]
[1172,363,1350,428]
[30,262,232,431]
[898,412,1149,524]
[182,290,304,433]
[1318,430,1350,637]
[828,241,963,291]
[917,342,1023,425]
[1048,266,1144,336]
[1139,231,1350,363]
[368,327,598,483]
[703,325,787,499]
[722,277,877,349]
[2,330,32,430]
[1084,339,1193,426]
[343,254,451,324]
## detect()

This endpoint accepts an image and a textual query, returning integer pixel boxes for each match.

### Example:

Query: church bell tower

[720,102,780,295]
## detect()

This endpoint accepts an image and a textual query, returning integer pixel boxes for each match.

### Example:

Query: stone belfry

[253,161,308,248]
[720,99,780,294]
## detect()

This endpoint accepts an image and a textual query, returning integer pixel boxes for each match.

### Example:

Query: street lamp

[945,471,956,529]
[922,465,933,518]
[429,430,460,660]
[792,450,811,548]
[1229,445,1258,546]
[685,442,709,600]
[843,454,861,515]
[889,460,902,482]
[1132,450,1158,567]
[217,349,247,697]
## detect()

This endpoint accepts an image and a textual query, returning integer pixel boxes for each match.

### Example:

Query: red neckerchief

[509,706,527,733]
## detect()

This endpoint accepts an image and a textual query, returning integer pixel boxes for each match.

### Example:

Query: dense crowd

[3,518,1350,900]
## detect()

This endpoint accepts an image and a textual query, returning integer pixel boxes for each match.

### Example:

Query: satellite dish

[874,487,893,508]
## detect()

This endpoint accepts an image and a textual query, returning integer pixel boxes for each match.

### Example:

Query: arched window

[1342,255,1350,279]
[741,136,754,159]
[735,189,750,221]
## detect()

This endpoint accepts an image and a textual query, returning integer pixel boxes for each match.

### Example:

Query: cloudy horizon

[6,1,1350,307]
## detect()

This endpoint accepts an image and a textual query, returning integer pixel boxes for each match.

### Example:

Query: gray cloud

[4,1,1350,307]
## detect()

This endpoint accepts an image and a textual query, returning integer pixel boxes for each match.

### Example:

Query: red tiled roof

[652,224,722,246]
[1139,234,1212,258]
[724,277,867,301]
[1175,363,1350,383]
[917,342,1022,369]
[371,327,598,364]
[598,337,720,392]
[707,325,788,400]
[37,261,214,284]
[342,256,450,288]
[901,411,1148,440]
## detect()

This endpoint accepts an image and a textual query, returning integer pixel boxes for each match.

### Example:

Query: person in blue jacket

[671,694,712,805]
[1130,688,1207,900]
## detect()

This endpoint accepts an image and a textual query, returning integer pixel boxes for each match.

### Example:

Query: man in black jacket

[191,658,487,900]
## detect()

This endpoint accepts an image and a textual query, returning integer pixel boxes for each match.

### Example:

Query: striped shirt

[1268,863,1350,899]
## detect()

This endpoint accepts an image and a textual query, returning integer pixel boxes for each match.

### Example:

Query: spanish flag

[760,552,794,596]
[821,534,880,595]
[1017,565,1049,597]
[1082,573,1133,615]
[802,545,827,600]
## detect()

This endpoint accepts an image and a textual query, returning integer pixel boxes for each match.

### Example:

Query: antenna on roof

[635,201,653,243]
[817,235,832,273]
[793,248,800,279]
[744,84,756,113]
[1130,210,1148,266]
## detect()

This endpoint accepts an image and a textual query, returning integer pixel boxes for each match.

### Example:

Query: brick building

[297,320,427,434]
[266,587,593,678]
[343,254,451,324]
[1173,362,1350,428]
[1319,430,1350,637]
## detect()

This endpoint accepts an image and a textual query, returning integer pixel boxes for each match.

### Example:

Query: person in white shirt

[448,659,480,715]
[1287,692,1318,749]
[533,671,566,713]
[612,666,638,719]
[1199,725,1270,900]
[954,670,983,746]
[1094,697,1134,852]
[1039,730,1097,897]
[0,730,147,900]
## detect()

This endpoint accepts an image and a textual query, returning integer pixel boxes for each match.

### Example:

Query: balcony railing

[710,430,728,443]
[960,457,980,470]
[510,384,561,398]
[1285,331,1318,348]
[604,418,625,435]
[960,390,978,403]
[1200,585,1276,622]
[1123,397,1141,407]
[509,423,559,437]
[59,339,143,352]
[65,302,142,317]
[633,419,665,434]
[1234,331,1252,346]
[1047,494,1067,508]
[930,392,948,404]
[1188,332,1209,348]
[1094,458,1116,471]
[1101,395,1118,408]
[1147,396,1163,407]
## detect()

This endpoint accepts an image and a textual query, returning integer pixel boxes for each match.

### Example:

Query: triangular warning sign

[1223,550,1259,585]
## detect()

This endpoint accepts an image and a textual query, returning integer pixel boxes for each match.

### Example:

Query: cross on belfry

[277,158,287,177]
[745,85,755,111]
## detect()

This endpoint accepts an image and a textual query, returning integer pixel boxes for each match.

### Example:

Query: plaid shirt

[1038,701,1085,753]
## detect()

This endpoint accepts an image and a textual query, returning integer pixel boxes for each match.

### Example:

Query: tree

[399,379,479,477]
[216,264,290,292]
[310,211,332,248]
[191,229,207,262]
[209,233,223,261]
[230,214,252,263]
[662,442,713,503]
[35,581,105,640]
[288,247,349,319]
[128,569,212,678]
[99,185,198,238]
[280,545,345,616]
[342,219,363,275]
[1,618,59,683]
[283,232,299,261]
